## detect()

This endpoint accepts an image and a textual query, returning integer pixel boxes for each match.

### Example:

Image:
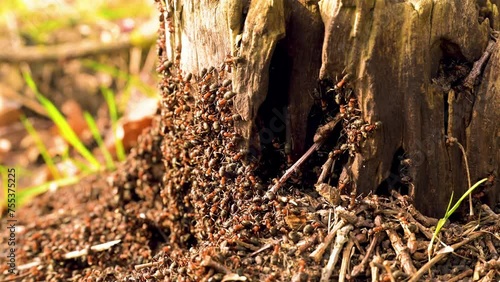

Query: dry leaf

[315,183,341,206]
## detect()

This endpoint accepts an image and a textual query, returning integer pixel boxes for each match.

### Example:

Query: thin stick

[267,142,322,198]
[135,261,161,270]
[249,239,281,256]
[351,233,382,277]
[0,34,156,63]
[201,257,232,274]
[463,40,497,89]
[409,232,484,282]
[448,137,473,216]
[64,239,121,259]
[339,239,355,282]
[310,219,347,262]
[386,228,417,275]
[267,113,342,198]
[320,224,353,282]
[448,269,473,282]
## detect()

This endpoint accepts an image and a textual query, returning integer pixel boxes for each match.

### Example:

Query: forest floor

[1,110,499,281]
[1,1,500,281]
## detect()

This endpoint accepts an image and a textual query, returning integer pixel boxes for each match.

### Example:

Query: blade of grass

[101,86,126,161]
[16,175,83,207]
[37,93,101,171]
[22,71,101,171]
[84,111,116,170]
[428,178,489,260]
[20,116,62,179]
[445,178,488,217]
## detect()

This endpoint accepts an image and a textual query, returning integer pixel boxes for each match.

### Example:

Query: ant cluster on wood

[267,73,381,201]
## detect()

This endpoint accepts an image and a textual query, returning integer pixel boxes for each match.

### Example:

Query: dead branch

[0,34,156,63]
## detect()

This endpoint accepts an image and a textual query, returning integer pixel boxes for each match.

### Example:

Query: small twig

[267,142,322,198]
[339,239,355,282]
[407,204,439,227]
[473,260,481,281]
[1,271,32,282]
[351,232,382,277]
[463,40,497,89]
[484,235,498,258]
[448,269,473,282]
[320,224,353,282]
[313,114,343,143]
[481,204,500,220]
[349,233,365,255]
[201,257,232,274]
[135,261,161,270]
[249,239,281,256]
[383,261,396,282]
[398,215,418,254]
[0,83,48,117]
[0,34,156,63]
[478,270,497,282]
[386,228,417,275]
[447,137,473,216]
[17,260,41,271]
[409,232,484,282]
[310,219,347,262]
[296,234,318,255]
[234,240,260,251]
[316,152,335,184]
[370,255,383,282]
[405,212,435,240]
[64,239,121,259]
[267,113,342,199]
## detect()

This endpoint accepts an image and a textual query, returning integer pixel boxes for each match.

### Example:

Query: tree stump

[160,0,499,217]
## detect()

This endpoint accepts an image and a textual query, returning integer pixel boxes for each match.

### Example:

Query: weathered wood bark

[318,0,498,217]
[163,0,499,217]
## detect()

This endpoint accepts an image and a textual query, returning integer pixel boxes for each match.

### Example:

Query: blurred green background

[0,0,160,208]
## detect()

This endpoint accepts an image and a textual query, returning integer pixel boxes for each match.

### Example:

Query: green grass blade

[428,177,489,260]
[23,71,101,170]
[20,116,62,179]
[445,191,454,214]
[445,178,489,218]
[84,111,116,170]
[101,86,126,161]
[16,175,82,207]
[36,93,101,170]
